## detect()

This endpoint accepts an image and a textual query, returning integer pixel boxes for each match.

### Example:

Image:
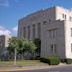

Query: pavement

[0,63,72,72]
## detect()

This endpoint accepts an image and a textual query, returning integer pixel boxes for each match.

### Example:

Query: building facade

[0,35,11,59]
[18,6,72,59]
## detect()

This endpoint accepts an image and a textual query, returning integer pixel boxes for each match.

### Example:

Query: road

[15,65,72,72]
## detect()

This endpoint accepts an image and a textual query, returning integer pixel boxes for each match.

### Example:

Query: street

[15,65,72,72]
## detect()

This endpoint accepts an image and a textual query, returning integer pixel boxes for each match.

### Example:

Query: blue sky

[0,0,72,36]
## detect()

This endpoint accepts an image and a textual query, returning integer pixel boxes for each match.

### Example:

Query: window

[49,29,57,39]
[49,19,51,22]
[32,24,35,39]
[43,21,47,25]
[62,14,65,18]
[65,15,66,19]
[62,14,66,19]
[71,43,72,52]
[23,27,26,38]
[71,28,72,37]
[37,23,41,39]
[51,44,57,54]
[28,25,30,40]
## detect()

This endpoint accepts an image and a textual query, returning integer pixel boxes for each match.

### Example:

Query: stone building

[18,6,72,59]
[0,35,11,59]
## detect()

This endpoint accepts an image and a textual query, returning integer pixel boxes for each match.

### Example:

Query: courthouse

[18,6,72,59]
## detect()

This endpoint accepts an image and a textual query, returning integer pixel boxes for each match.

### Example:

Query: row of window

[51,43,72,55]
[48,27,72,39]
[23,23,41,40]
[62,14,72,21]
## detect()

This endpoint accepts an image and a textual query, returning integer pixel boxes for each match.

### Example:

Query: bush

[48,56,60,65]
[65,59,72,64]
[40,56,60,65]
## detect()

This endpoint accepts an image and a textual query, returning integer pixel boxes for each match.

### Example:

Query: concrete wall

[0,35,11,57]
[64,21,72,59]
[55,6,72,21]
[18,6,72,59]
[18,6,56,40]
[41,20,66,59]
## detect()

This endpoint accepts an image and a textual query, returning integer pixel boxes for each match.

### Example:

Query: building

[0,35,11,59]
[18,6,72,59]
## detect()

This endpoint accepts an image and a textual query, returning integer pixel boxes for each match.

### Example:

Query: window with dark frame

[32,24,35,39]
[28,25,30,40]
[37,23,41,39]
[23,27,26,38]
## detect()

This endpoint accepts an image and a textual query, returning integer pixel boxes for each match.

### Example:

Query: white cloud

[12,26,18,36]
[12,26,18,32]
[0,0,9,7]
[0,26,11,36]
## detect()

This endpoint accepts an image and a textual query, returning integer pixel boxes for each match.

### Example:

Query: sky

[0,0,72,36]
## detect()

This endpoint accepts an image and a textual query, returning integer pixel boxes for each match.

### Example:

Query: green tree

[18,40,37,59]
[7,37,18,65]
[7,37,37,60]
[7,37,18,57]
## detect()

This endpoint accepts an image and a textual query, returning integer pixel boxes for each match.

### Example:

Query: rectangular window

[62,14,66,19]
[37,23,41,39]
[71,28,72,37]
[62,14,65,18]
[65,15,66,19]
[23,27,26,38]
[51,44,53,53]
[32,24,35,39]
[51,44,57,54]
[28,25,30,40]
[49,29,57,39]
[43,21,47,25]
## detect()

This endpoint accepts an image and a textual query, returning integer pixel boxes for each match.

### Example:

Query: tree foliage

[7,37,18,55]
[7,37,37,59]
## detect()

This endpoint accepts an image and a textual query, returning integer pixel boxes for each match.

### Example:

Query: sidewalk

[0,63,71,72]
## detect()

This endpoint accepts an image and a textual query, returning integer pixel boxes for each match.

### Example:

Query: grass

[0,60,43,66]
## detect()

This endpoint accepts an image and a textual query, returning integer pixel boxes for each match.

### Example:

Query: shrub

[65,59,72,64]
[40,56,60,65]
[48,56,60,65]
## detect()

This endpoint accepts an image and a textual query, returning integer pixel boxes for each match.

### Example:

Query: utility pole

[14,48,16,65]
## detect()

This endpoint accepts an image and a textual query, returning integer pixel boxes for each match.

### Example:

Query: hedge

[40,56,60,65]
[48,56,60,65]
[65,58,72,64]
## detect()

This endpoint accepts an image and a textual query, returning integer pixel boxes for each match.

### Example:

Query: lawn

[0,60,44,66]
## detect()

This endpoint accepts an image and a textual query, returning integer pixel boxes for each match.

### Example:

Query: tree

[7,37,37,60]
[7,37,18,65]
[18,40,37,59]
[33,38,41,57]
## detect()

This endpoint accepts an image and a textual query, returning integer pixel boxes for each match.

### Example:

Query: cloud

[12,26,18,36]
[12,26,18,32]
[0,26,11,36]
[0,0,9,7]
